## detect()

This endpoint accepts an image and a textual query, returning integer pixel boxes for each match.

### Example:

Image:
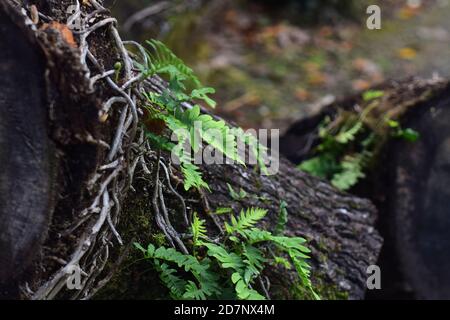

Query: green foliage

[387,120,420,142]
[224,207,267,236]
[362,90,384,101]
[274,201,288,236]
[138,39,202,90]
[136,207,318,300]
[298,116,369,191]
[298,92,421,191]
[227,183,248,201]
[214,207,233,215]
[330,154,367,190]
[134,243,221,300]
[191,212,207,247]
[138,40,268,191]
[181,163,210,192]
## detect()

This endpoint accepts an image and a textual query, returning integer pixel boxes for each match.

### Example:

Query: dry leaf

[352,79,371,91]
[398,47,417,60]
[40,21,77,48]
[294,87,310,101]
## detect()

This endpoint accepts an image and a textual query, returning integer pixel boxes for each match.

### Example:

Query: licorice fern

[299,89,420,191]
[299,115,369,191]
[136,40,268,191]
[191,212,207,248]
[136,206,318,300]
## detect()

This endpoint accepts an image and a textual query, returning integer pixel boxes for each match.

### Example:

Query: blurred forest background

[106,0,450,131]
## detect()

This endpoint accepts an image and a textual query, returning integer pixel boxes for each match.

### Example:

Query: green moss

[290,276,349,300]
[94,181,171,299]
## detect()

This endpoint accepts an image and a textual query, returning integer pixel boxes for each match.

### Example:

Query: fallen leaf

[398,6,420,19]
[352,58,380,75]
[398,47,417,60]
[40,21,77,48]
[307,72,327,86]
[352,79,371,91]
[294,87,310,101]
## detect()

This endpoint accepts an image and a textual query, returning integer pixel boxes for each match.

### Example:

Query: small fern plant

[136,40,268,191]
[135,207,319,300]
[298,115,373,191]
[299,89,420,191]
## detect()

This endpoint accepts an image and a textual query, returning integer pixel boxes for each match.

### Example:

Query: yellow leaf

[398,47,417,60]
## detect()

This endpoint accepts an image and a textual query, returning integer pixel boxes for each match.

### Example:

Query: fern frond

[231,272,266,300]
[225,208,267,236]
[145,131,175,152]
[191,87,217,108]
[143,39,201,88]
[181,163,210,191]
[204,243,245,272]
[274,201,288,236]
[242,244,266,284]
[182,281,208,300]
[331,154,366,191]
[335,120,363,144]
[229,127,268,174]
[156,261,187,299]
[191,212,207,247]
[273,256,292,269]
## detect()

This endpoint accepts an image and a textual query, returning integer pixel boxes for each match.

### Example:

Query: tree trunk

[0,0,382,300]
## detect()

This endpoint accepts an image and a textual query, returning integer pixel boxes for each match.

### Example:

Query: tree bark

[0,2,56,295]
[0,0,382,300]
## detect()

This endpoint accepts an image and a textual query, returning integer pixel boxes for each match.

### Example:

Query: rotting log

[0,0,382,300]
[280,77,450,299]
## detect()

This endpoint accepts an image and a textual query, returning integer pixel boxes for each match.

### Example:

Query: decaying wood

[0,0,382,300]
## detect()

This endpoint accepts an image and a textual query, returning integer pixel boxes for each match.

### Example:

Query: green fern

[139,39,202,89]
[242,244,266,283]
[134,243,221,300]
[203,242,245,272]
[191,212,207,247]
[138,40,268,191]
[299,117,369,191]
[274,201,288,236]
[227,183,248,201]
[331,154,366,190]
[231,272,266,300]
[136,205,318,300]
[334,120,363,144]
[156,262,187,299]
[183,281,208,300]
[181,163,210,191]
[225,208,267,236]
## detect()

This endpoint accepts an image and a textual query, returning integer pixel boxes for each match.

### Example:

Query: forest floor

[112,0,450,132]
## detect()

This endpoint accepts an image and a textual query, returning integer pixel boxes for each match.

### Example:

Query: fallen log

[0,0,382,300]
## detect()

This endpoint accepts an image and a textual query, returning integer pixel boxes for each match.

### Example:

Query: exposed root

[12,0,193,299]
